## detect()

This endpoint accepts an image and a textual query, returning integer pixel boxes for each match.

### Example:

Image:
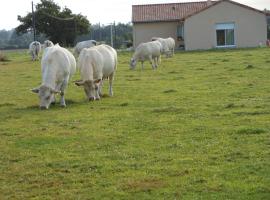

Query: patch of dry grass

[0,51,9,62]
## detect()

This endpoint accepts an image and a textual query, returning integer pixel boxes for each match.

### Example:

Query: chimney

[207,0,212,6]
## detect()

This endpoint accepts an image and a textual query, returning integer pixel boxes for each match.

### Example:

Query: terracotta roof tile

[132,0,266,23]
[132,1,212,23]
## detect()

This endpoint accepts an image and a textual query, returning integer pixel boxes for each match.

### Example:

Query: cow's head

[75,79,101,101]
[31,85,60,109]
[92,40,97,46]
[130,58,137,69]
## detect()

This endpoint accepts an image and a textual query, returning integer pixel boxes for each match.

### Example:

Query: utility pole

[99,22,101,41]
[110,23,113,48]
[31,1,36,41]
[114,21,116,48]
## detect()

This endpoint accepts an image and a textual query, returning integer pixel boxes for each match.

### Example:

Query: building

[132,0,268,50]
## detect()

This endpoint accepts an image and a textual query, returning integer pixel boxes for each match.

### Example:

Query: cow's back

[78,48,103,81]
[133,41,160,60]
[94,45,117,77]
[41,45,76,84]
[62,47,76,76]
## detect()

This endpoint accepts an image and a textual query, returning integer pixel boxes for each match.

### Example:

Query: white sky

[0,0,269,30]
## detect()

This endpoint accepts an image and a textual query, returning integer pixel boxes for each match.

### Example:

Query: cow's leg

[149,55,155,70]
[154,56,159,69]
[157,55,161,65]
[98,79,104,97]
[51,94,56,105]
[59,77,69,107]
[108,73,114,96]
[95,82,101,100]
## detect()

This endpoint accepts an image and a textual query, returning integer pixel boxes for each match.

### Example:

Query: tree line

[0,22,132,50]
[0,0,132,50]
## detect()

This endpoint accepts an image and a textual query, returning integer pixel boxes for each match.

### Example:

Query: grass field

[0,48,269,199]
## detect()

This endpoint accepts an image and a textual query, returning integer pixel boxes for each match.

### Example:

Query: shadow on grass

[126,78,141,81]
[15,99,79,111]
[0,103,15,108]
[163,89,177,93]
[233,111,270,116]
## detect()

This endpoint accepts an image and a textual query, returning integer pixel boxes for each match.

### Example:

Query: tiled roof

[132,1,214,23]
[132,0,266,23]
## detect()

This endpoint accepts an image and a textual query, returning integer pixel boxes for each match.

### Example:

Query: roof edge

[132,19,182,24]
[184,0,266,20]
[132,1,211,7]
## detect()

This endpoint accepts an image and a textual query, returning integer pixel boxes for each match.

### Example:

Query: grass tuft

[235,128,266,135]
[163,89,177,93]
[120,102,129,106]
[245,64,254,69]
[152,106,183,113]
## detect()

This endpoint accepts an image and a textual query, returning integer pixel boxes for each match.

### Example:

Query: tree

[76,22,133,49]
[16,0,90,46]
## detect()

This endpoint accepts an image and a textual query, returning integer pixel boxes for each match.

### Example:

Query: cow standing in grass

[43,40,54,48]
[74,40,97,56]
[130,40,162,70]
[31,44,76,109]
[151,37,175,57]
[29,41,41,61]
[75,44,117,101]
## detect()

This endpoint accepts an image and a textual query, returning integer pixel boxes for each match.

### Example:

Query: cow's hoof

[40,106,48,110]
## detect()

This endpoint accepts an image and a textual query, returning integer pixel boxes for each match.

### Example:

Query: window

[216,23,235,47]
[177,24,184,41]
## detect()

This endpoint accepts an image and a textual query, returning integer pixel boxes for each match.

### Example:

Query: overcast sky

[0,0,269,30]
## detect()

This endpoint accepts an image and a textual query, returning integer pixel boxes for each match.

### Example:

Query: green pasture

[0,48,269,199]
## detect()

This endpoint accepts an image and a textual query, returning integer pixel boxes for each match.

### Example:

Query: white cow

[29,41,41,61]
[74,40,97,56]
[31,44,76,109]
[130,40,162,70]
[151,37,175,57]
[43,40,54,48]
[75,44,117,101]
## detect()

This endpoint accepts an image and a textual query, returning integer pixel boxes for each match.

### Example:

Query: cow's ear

[94,79,101,84]
[31,87,40,93]
[74,80,85,86]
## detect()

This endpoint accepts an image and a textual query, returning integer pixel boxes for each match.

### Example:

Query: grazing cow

[74,40,97,56]
[75,44,117,101]
[151,37,175,57]
[31,44,76,109]
[130,40,162,70]
[29,41,41,61]
[43,40,54,48]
